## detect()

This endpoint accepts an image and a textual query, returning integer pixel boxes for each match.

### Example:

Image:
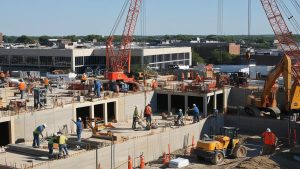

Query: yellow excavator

[194,127,247,165]
[245,0,300,118]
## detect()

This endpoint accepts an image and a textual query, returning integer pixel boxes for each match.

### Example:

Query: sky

[0,0,278,36]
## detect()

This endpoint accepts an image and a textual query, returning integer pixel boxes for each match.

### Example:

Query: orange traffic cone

[163,152,169,165]
[128,155,133,169]
[140,154,145,169]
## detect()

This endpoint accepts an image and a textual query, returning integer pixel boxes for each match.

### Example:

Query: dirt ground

[145,135,300,169]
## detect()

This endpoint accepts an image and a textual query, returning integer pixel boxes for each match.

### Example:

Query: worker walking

[32,124,47,148]
[72,117,83,142]
[132,106,139,129]
[48,133,58,159]
[94,80,102,98]
[261,128,277,155]
[81,73,87,84]
[57,132,69,157]
[44,77,49,91]
[191,104,201,123]
[18,79,26,99]
[144,104,152,125]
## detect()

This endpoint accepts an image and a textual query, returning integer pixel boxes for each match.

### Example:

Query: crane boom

[106,0,142,81]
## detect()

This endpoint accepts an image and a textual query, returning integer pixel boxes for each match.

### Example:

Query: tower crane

[246,0,300,118]
[106,0,142,82]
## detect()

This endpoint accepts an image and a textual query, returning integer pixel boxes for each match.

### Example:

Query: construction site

[1,0,300,169]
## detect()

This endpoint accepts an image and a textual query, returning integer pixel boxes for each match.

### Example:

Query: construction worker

[94,80,102,98]
[81,73,87,83]
[0,72,5,81]
[44,77,49,90]
[72,117,83,142]
[151,79,158,90]
[132,105,139,129]
[144,104,152,125]
[48,133,58,159]
[18,79,26,99]
[191,104,200,123]
[176,108,184,126]
[32,124,47,148]
[261,128,277,155]
[57,132,69,157]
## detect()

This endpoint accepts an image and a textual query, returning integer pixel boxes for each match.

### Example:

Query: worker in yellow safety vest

[57,132,69,157]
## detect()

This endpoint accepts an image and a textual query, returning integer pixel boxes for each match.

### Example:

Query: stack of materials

[169,158,189,168]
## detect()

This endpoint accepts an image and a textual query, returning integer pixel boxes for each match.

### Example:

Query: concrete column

[203,96,207,117]
[89,105,94,119]
[223,88,228,113]
[184,95,188,111]
[72,105,77,133]
[104,102,108,125]
[114,101,118,122]
[10,118,15,144]
[168,94,171,113]
[213,92,217,110]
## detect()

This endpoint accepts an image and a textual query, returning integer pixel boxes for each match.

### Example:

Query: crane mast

[260,0,300,112]
[106,0,142,82]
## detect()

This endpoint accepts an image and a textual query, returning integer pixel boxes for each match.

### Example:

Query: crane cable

[277,0,300,34]
[109,0,131,36]
[289,0,300,16]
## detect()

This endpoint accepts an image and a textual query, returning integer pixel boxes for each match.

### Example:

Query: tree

[84,34,103,42]
[192,49,205,66]
[38,36,50,43]
[15,35,35,44]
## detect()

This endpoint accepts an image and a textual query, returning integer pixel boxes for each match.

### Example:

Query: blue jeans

[59,144,69,155]
[32,133,40,147]
[77,129,82,142]
[95,89,101,97]
[145,115,152,125]
[20,90,24,99]
[48,144,53,158]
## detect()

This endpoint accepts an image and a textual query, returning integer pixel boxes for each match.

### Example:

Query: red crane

[106,0,142,82]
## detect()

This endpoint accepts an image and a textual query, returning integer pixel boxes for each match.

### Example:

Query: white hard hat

[78,117,82,121]
[43,124,47,128]
[193,104,196,107]
[266,128,271,132]
[53,133,57,136]
[179,109,182,111]
[56,132,62,136]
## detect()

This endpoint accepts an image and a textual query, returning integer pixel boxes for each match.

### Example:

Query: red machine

[106,0,142,82]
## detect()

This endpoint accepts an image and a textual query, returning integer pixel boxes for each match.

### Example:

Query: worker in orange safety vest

[18,79,26,99]
[144,104,152,126]
[81,73,87,83]
[261,128,277,155]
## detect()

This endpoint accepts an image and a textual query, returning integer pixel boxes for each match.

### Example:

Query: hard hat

[193,104,196,107]
[53,133,57,136]
[42,124,47,128]
[266,128,271,132]
[179,109,182,111]
[78,117,82,121]
[56,132,62,136]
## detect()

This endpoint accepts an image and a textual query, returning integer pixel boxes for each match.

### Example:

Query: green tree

[15,35,35,44]
[38,36,50,43]
[211,49,235,64]
[192,49,205,66]
[84,34,103,42]
[63,35,77,42]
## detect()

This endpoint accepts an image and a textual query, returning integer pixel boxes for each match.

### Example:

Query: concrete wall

[13,105,73,143]
[224,115,300,143]
[117,91,156,122]
[35,116,223,169]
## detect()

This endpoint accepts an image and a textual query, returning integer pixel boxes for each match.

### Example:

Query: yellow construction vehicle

[194,127,247,165]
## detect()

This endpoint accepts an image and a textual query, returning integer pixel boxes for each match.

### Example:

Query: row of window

[0,55,71,66]
[75,56,106,66]
[143,53,190,64]
[148,60,190,69]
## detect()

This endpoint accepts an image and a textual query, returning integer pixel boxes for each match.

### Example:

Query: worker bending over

[48,133,58,159]
[81,73,87,83]
[32,124,47,148]
[261,128,277,155]
[132,105,139,129]
[18,79,26,99]
[57,132,69,157]
[72,117,83,142]
[191,104,201,123]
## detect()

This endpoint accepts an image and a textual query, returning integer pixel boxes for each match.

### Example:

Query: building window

[40,56,53,66]
[11,55,23,65]
[164,54,171,61]
[185,60,189,65]
[179,53,185,60]
[185,53,190,59]
[171,54,177,60]
[55,57,71,66]
[158,55,163,62]
[24,56,38,65]
[0,55,9,65]
[75,57,84,66]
